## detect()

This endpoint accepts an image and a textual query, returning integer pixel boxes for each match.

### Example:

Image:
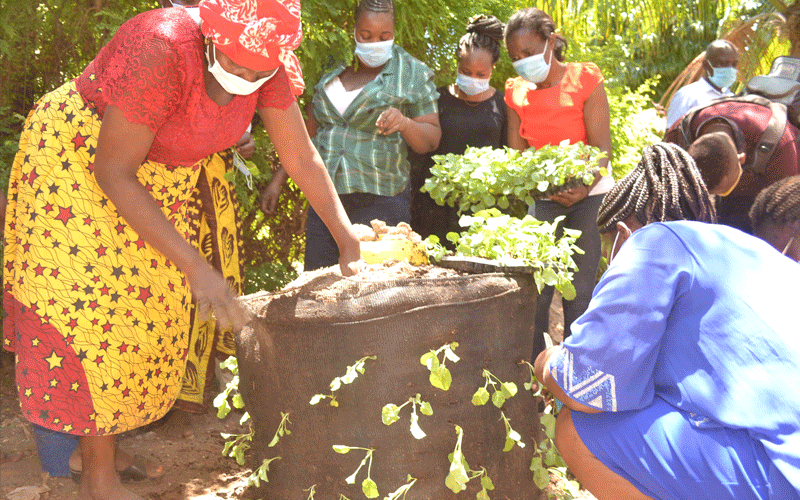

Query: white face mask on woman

[354,39,394,68]
[206,44,276,96]
[456,73,491,96]
[512,38,552,84]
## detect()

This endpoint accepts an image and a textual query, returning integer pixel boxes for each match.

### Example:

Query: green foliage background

[0,0,790,291]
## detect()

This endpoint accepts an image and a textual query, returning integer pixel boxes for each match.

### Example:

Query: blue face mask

[512,38,552,84]
[456,73,491,96]
[355,39,394,68]
[707,65,737,91]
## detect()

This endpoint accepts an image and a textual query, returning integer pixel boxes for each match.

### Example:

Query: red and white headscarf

[199,0,305,95]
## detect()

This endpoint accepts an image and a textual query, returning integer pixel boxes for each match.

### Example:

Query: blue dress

[547,221,800,500]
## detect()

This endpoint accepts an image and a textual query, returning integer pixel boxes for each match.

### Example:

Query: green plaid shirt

[312,45,438,196]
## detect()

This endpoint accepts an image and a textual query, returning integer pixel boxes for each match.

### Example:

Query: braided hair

[354,0,395,23]
[504,8,567,62]
[749,175,800,236]
[597,143,716,233]
[457,15,505,64]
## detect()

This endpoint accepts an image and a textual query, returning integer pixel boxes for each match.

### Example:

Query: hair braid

[749,175,800,232]
[457,15,505,64]
[354,0,395,23]
[597,143,717,232]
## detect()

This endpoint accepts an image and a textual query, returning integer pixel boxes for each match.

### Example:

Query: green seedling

[268,412,291,447]
[471,369,518,409]
[333,445,379,499]
[247,456,281,488]
[420,342,459,390]
[445,425,495,498]
[310,355,377,407]
[500,412,526,452]
[381,393,433,439]
[382,475,417,500]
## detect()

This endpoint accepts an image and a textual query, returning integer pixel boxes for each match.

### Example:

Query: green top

[312,45,438,196]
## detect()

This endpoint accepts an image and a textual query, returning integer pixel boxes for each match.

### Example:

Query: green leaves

[268,412,292,447]
[445,426,469,493]
[382,475,417,500]
[381,404,401,426]
[311,355,377,408]
[334,445,378,498]
[247,456,281,488]
[420,343,459,391]
[362,478,379,499]
[381,394,433,440]
[471,387,490,406]
[422,144,605,216]
[501,412,526,452]
[472,369,518,409]
[434,209,583,299]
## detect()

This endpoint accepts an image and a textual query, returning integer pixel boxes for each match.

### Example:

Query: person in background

[534,143,799,500]
[3,1,360,498]
[262,0,441,270]
[504,7,613,359]
[409,14,507,244]
[665,40,739,128]
[686,130,744,195]
[750,174,800,261]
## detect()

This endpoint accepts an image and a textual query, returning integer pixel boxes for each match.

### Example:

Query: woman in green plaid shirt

[263,0,441,270]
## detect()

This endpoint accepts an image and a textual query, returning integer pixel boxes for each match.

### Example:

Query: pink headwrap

[199,0,305,95]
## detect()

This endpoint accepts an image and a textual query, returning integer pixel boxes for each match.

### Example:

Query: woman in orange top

[504,8,612,359]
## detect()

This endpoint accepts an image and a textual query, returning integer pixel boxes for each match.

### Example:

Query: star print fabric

[3,81,196,435]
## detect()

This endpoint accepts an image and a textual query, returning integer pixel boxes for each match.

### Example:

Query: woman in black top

[410,15,507,243]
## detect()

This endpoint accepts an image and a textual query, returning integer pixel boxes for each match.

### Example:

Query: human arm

[258,102,361,275]
[260,166,288,214]
[534,346,602,414]
[93,105,248,330]
[260,100,317,214]
[550,82,611,207]
[506,106,528,152]
[376,109,441,154]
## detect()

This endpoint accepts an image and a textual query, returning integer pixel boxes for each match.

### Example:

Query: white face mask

[456,73,491,96]
[354,38,394,68]
[207,44,275,96]
[512,38,552,84]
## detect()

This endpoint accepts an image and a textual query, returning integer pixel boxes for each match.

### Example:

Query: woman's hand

[260,166,288,214]
[550,183,590,207]
[376,107,409,135]
[234,132,256,160]
[185,259,250,332]
[337,231,363,277]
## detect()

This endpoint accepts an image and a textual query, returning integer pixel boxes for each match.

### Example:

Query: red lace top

[76,8,295,166]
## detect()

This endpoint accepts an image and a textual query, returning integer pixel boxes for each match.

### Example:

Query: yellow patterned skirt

[3,80,243,435]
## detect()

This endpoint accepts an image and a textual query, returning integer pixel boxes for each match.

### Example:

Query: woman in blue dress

[535,143,800,500]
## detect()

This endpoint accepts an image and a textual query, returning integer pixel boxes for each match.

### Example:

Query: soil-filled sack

[236,263,544,499]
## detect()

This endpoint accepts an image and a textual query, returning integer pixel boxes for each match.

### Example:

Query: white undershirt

[325,77,362,116]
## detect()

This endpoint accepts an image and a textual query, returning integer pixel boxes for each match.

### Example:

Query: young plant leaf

[362,478,379,499]
[409,412,426,440]
[332,445,351,454]
[471,387,490,406]
[419,401,433,416]
[382,404,401,426]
